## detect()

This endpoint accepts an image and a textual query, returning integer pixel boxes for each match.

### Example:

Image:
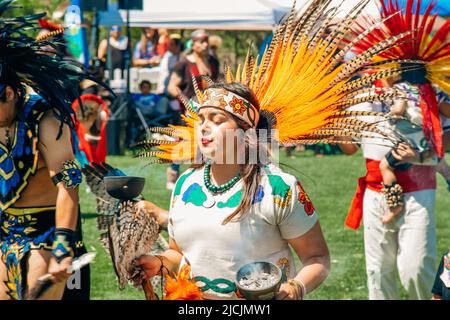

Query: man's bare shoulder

[38,111,72,149]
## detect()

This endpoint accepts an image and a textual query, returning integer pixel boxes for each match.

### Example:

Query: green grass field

[79,150,450,300]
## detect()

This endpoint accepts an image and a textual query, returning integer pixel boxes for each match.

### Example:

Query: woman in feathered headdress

[131,0,411,300]
[0,0,104,300]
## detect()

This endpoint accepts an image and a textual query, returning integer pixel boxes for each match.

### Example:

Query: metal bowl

[235,261,282,300]
[104,176,145,200]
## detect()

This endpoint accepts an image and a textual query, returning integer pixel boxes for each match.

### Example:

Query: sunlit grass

[79,151,450,300]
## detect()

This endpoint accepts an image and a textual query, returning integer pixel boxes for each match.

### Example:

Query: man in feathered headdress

[0,1,96,299]
[340,0,450,300]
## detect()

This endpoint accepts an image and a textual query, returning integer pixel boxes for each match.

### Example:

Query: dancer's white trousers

[363,188,436,300]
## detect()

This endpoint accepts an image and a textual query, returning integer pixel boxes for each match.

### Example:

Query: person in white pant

[339,91,450,299]
[339,0,450,299]
[363,187,436,299]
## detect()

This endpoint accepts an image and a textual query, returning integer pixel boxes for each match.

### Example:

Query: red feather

[38,19,63,31]
[418,83,444,158]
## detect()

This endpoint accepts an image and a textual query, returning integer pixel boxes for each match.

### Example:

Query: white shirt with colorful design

[168,164,318,300]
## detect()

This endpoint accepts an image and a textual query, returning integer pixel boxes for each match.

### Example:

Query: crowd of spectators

[93,26,222,189]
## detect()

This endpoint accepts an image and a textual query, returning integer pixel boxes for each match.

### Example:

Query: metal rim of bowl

[235,261,282,292]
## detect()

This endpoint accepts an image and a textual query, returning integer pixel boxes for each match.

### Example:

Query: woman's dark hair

[0,69,23,105]
[0,89,6,102]
[140,27,159,56]
[171,37,184,52]
[400,63,428,85]
[192,82,270,225]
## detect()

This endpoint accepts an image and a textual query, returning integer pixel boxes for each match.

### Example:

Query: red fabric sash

[418,83,444,158]
[344,159,436,229]
[72,95,109,164]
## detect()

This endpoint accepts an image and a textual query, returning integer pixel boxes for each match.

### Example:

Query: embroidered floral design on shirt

[297,181,315,215]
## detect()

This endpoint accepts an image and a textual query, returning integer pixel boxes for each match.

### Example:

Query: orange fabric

[345,159,436,230]
[157,35,169,56]
[164,264,203,300]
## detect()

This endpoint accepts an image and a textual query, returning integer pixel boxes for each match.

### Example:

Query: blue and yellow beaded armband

[51,160,82,188]
[52,228,75,263]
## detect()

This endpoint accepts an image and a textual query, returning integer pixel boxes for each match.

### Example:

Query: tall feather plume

[225,64,234,83]
[332,30,414,86]
[329,12,400,68]
[306,3,339,54]
[338,68,403,93]
[318,0,370,66]
[245,0,408,145]
[191,74,204,103]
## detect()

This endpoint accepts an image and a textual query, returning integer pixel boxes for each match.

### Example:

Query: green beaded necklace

[204,161,241,194]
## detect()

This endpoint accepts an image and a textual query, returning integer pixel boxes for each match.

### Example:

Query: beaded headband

[199,88,259,128]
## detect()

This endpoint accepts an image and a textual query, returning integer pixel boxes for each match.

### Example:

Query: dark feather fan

[82,163,168,299]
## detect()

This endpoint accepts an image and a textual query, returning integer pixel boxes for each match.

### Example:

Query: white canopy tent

[119,0,291,30]
[119,0,381,30]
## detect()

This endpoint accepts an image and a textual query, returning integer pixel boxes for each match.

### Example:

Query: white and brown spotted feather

[83,163,167,297]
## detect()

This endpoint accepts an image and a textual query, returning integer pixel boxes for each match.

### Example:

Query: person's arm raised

[167,72,183,99]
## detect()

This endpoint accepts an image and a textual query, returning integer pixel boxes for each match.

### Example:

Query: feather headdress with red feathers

[352,0,450,157]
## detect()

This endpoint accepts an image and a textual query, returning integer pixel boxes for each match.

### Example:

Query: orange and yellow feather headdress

[135,0,412,164]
